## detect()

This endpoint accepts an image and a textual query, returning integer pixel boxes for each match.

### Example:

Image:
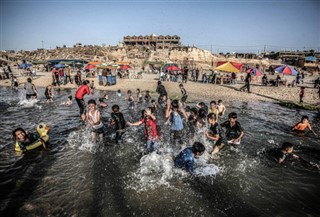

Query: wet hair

[146,90,150,94]
[218,99,222,104]
[207,113,217,121]
[127,90,132,94]
[137,88,140,92]
[171,99,179,109]
[99,98,104,102]
[158,81,162,85]
[192,142,205,154]
[88,99,96,105]
[27,78,32,82]
[199,102,206,107]
[12,128,26,139]
[301,116,309,121]
[151,99,156,104]
[228,112,237,119]
[282,142,293,150]
[210,100,217,105]
[117,89,121,93]
[83,80,89,85]
[191,107,198,115]
[198,108,207,119]
[185,106,191,112]
[112,104,120,112]
[68,96,72,100]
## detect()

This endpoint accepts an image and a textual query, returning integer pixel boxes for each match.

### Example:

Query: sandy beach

[1,68,319,106]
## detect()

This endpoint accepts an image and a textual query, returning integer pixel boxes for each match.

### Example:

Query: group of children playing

[13,79,318,174]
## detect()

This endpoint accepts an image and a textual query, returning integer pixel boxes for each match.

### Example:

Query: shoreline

[1,70,319,110]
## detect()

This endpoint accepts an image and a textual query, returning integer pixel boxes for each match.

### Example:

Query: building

[73,43,82,48]
[123,33,181,50]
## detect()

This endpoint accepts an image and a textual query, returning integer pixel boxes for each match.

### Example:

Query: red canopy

[216,61,243,71]
[120,65,132,70]
[85,64,95,70]
[166,65,180,71]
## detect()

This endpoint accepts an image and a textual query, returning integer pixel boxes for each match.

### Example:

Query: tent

[166,65,180,71]
[162,63,178,71]
[215,62,242,73]
[54,64,66,68]
[305,56,317,61]
[216,61,243,71]
[246,68,263,76]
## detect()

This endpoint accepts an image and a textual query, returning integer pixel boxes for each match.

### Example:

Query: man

[75,80,90,121]
[239,72,252,93]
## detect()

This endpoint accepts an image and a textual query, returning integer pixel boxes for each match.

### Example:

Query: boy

[292,116,316,135]
[111,104,126,143]
[144,90,152,104]
[220,112,244,145]
[174,142,205,174]
[270,142,299,164]
[75,80,90,121]
[217,99,226,116]
[165,99,188,145]
[127,107,159,153]
[179,84,188,105]
[207,101,219,121]
[299,86,305,103]
[86,99,104,143]
[206,113,225,156]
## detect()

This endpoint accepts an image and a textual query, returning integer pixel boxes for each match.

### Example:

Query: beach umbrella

[166,65,180,71]
[54,64,66,68]
[19,63,32,69]
[120,65,132,70]
[246,68,263,76]
[274,65,298,76]
[162,63,178,71]
[215,62,240,73]
[85,64,96,70]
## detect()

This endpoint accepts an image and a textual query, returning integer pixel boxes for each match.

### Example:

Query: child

[116,89,122,97]
[299,87,305,103]
[127,107,159,153]
[150,99,158,115]
[111,104,126,143]
[86,99,104,143]
[206,113,225,156]
[179,84,188,105]
[208,101,219,121]
[136,88,143,103]
[99,94,108,108]
[196,102,208,114]
[174,142,205,174]
[144,90,151,104]
[220,112,244,145]
[45,85,53,103]
[90,80,95,92]
[127,90,135,110]
[12,127,48,152]
[292,116,316,135]
[217,99,226,116]
[61,96,73,106]
[271,142,299,164]
[165,99,188,145]
[13,76,18,89]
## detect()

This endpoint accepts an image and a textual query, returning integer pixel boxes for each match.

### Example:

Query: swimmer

[111,104,126,143]
[60,96,73,106]
[45,85,53,103]
[116,89,122,97]
[99,93,108,108]
[75,80,90,121]
[206,113,225,157]
[217,99,226,116]
[86,99,104,143]
[292,116,316,135]
[127,107,159,154]
[270,142,299,164]
[174,142,205,174]
[12,128,46,152]
[220,112,244,145]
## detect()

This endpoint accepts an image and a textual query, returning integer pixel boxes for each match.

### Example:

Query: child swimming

[292,116,316,135]
[61,96,72,106]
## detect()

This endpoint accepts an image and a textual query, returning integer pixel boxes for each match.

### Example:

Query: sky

[0,0,319,53]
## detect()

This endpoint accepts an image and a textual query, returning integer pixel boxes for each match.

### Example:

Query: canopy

[246,68,263,76]
[54,64,66,68]
[32,60,47,65]
[120,65,132,70]
[85,64,96,70]
[216,61,243,71]
[166,65,180,71]
[59,61,74,65]
[163,63,178,71]
[87,61,102,65]
[19,63,32,69]
[215,62,240,73]
[274,65,298,76]
[305,56,317,61]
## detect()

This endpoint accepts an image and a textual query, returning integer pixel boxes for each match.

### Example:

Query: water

[0,87,319,217]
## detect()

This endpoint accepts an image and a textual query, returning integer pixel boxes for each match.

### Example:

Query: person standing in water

[179,84,188,105]
[24,78,39,100]
[220,112,244,145]
[75,80,90,121]
[45,85,53,103]
[86,99,104,143]
[111,104,126,143]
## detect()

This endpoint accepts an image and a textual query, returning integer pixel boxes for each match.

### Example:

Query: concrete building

[123,33,181,50]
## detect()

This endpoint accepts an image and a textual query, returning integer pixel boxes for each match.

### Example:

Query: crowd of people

[12,78,319,174]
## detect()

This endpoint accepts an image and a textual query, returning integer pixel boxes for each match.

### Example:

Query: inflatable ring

[15,123,50,152]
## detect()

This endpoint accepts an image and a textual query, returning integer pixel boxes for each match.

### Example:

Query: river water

[0,87,319,217]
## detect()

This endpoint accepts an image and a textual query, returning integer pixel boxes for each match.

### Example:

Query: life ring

[15,123,50,152]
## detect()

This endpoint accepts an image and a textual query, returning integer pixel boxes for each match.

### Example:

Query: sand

[1,68,319,106]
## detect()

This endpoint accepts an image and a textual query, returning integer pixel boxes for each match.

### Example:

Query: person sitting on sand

[174,142,205,174]
[127,107,159,154]
[220,112,244,145]
[292,116,316,135]
[61,96,72,106]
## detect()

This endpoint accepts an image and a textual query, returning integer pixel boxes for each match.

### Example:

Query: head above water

[301,115,309,122]
[210,101,217,106]
[12,128,27,141]
[218,99,222,104]
[68,95,72,100]
[207,113,217,123]
[112,104,120,112]
[88,99,96,106]
[171,99,179,109]
[228,112,237,120]
[192,142,205,156]
[281,142,294,153]
[27,78,32,83]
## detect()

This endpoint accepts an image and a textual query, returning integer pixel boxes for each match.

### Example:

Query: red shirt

[51,68,56,76]
[141,118,158,140]
[75,85,90,99]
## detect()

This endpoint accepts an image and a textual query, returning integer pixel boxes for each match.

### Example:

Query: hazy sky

[0,0,319,53]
